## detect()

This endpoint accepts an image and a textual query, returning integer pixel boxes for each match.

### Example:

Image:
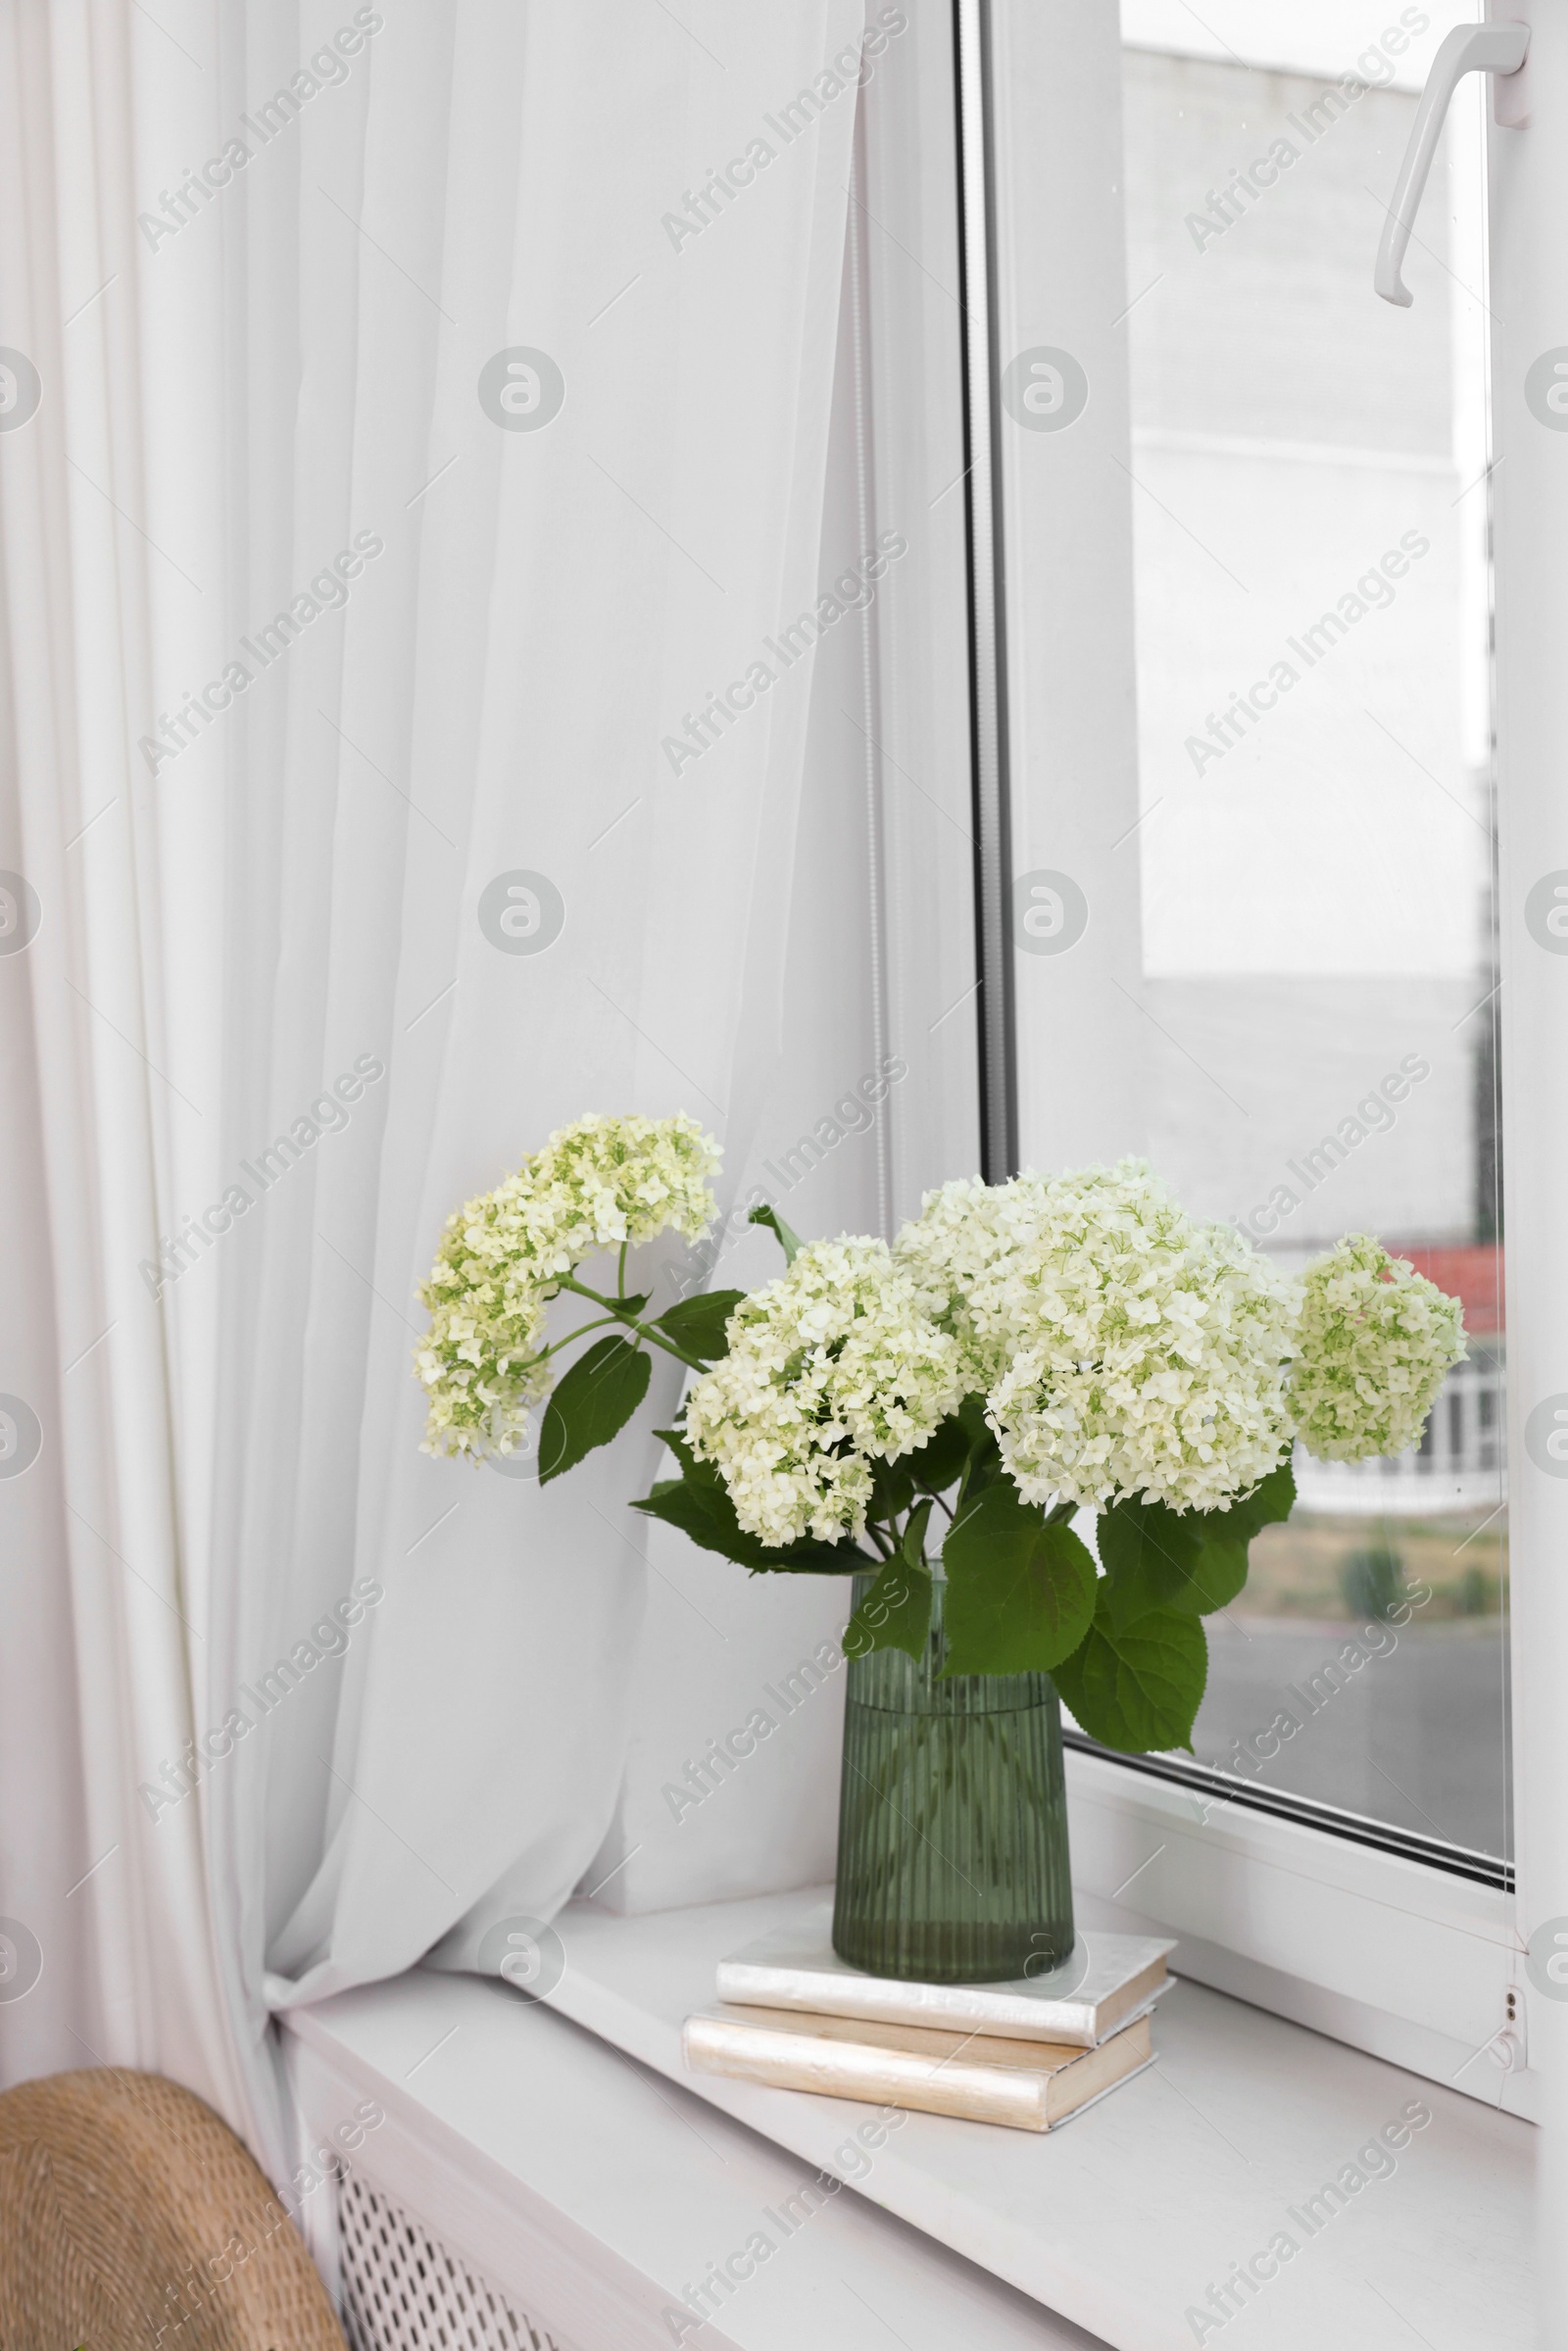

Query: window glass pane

[1116,12,1508,1859]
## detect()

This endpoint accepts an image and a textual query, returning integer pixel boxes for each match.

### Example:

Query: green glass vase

[832,1567,1074,1984]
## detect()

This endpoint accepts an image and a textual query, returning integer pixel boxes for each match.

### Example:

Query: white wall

[1119,47,1492,1246]
[1119,0,1476,89]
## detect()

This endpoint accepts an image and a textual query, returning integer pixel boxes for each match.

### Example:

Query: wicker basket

[0,2067,347,2348]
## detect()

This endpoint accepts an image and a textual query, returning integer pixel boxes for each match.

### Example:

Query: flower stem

[558,1274,708,1371]
[532,1314,620,1365]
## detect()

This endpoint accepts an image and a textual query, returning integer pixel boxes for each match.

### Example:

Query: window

[960,0,1529,2100]
[1113,18,1509,1871]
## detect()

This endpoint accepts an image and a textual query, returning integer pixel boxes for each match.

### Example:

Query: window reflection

[1117,24,1507,1858]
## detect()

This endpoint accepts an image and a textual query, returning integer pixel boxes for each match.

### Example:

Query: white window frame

[957,0,1543,2114]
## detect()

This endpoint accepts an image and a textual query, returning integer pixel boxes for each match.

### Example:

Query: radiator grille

[338,2168,571,2351]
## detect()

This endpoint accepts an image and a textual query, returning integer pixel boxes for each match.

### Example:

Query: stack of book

[683,1911,1174,2133]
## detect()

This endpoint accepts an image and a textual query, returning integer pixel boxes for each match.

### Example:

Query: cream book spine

[682,2004,1154,2133]
[713,1945,1172,2048]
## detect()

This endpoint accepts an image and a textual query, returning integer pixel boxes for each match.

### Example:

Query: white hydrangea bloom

[893,1173,1018,1390]
[683,1238,962,1545]
[1290,1235,1466,1463]
[416,1112,719,1459]
[905,1160,1298,1512]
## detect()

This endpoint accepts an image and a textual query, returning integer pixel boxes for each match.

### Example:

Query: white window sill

[284,1968,1083,2350]
[284,1884,1533,2351]
[1062,1749,1533,2118]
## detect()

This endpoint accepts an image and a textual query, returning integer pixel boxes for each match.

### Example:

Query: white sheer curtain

[0,0,869,2172]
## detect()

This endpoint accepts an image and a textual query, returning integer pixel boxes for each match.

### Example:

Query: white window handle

[1375,22,1530,306]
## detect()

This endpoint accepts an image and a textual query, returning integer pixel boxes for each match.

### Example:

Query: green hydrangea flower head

[415,1112,719,1459]
[1290,1234,1466,1464]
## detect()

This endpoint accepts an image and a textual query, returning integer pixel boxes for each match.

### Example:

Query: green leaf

[1097,1458,1297,1626]
[632,1473,760,1567]
[652,1423,699,1476]
[956,1393,1005,1497]
[748,1203,803,1263]
[649,1289,746,1363]
[843,1555,934,1662]
[538,1336,651,1485]
[907,1413,974,1496]
[1098,1497,1218,1625]
[631,1439,860,1574]
[1225,1458,1296,1541]
[902,1496,934,1569]
[633,1478,859,1574]
[940,1481,1098,1675]
[1181,1529,1252,1617]
[870,1454,915,1524]
[1053,1597,1208,1754]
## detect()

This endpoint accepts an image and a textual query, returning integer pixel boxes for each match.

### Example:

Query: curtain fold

[0,0,868,2175]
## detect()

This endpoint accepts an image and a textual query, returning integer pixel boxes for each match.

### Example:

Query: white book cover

[714,1904,1175,2048]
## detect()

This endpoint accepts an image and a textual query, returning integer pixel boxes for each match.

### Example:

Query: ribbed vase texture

[832,1569,1074,1984]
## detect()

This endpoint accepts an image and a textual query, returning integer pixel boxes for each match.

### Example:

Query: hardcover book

[683,2001,1155,2132]
[714,1908,1174,2048]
